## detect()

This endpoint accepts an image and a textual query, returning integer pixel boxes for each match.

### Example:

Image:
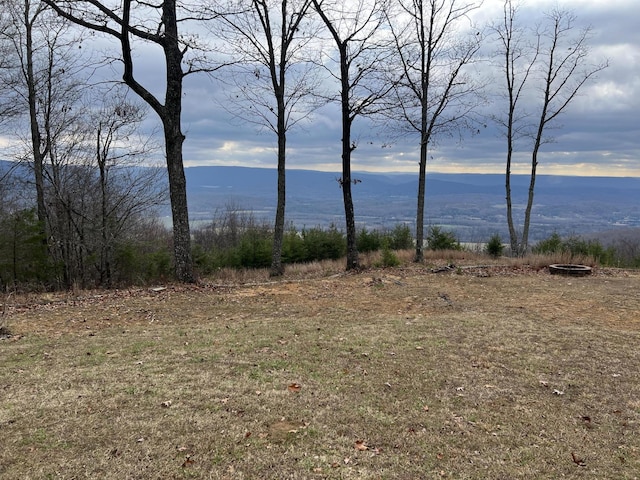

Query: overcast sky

[2,0,638,177]
[173,0,639,177]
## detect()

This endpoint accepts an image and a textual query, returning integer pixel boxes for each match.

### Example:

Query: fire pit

[548,264,592,276]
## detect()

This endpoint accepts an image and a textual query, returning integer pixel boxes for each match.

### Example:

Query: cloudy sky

[176,0,639,177]
[2,0,638,177]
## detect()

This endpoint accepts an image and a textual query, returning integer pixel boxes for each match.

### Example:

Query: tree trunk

[414,143,427,262]
[520,148,539,256]
[270,80,287,276]
[340,48,358,270]
[164,125,194,283]
[505,114,519,256]
[505,161,519,256]
[159,1,194,283]
[270,125,286,276]
[24,1,48,243]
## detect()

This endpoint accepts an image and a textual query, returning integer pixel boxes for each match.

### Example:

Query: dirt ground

[2,262,639,479]
[6,263,640,337]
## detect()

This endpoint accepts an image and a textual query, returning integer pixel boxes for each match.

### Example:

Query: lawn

[1,258,639,479]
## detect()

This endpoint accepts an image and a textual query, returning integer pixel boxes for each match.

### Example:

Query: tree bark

[339,46,359,271]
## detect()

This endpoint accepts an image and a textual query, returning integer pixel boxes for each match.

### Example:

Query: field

[1,254,639,479]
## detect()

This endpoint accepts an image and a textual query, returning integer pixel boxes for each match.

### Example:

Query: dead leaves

[287,382,302,393]
[354,439,368,451]
[355,440,382,454]
[571,452,586,467]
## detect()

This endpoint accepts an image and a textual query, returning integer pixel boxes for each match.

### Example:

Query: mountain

[3,159,636,242]
[183,166,640,242]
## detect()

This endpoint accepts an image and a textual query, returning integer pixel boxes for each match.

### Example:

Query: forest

[0,0,616,290]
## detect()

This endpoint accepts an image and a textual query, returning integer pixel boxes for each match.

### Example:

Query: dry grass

[1,254,639,479]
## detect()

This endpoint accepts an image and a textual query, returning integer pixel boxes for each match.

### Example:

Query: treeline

[3,195,639,290]
[0,1,609,285]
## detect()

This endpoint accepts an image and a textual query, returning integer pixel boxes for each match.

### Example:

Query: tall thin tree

[312,0,393,270]
[386,0,483,262]
[213,0,318,276]
[493,2,607,255]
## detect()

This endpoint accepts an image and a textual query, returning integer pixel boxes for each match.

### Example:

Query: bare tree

[312,0,393,270]
[0,0,87,238]
[91,92,166,286]
[42,0,224,282]
[386,0,483,262]
[212,0,319,276]
[493,1,608,256]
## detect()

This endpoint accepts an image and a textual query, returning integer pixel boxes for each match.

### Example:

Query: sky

[175,0,639,177]
[1,0,639,177]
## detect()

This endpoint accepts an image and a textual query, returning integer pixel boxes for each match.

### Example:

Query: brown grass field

[1,252,639,479]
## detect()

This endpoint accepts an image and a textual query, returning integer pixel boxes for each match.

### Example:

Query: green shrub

[302,225,346,261]
[388,224,413,250]
[533,232,563,254]
[237,228,272,269]
[485,233,504,258]
[533,233,617,266]
[0,209,58,288]
[357,228,382,253]
[376,240,400,267]
[113,242,173,284]
[282,226,307,264]
[427,226,461,251]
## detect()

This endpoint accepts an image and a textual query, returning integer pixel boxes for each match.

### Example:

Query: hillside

[184,166,640,242]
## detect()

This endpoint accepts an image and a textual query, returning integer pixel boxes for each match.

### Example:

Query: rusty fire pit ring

[548,264,592,276]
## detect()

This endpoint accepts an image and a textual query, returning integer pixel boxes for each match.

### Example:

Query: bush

[533,232,564,255]
[302,225,346,261]
[237,227,272,269]
[388,224,413,250]
[485,233,504,258]
[427,226,461,251]
[282,226,307,264]
[0,209,58,289]
[376,240,400,267]
[357,228,383,253]
[533,233,617,266]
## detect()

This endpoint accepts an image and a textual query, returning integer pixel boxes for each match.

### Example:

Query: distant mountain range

[3,159,638,243]
[183,166,640,242]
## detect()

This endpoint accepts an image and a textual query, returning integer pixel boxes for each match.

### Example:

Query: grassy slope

[1,258,639,479]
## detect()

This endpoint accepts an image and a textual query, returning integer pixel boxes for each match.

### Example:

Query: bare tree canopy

[493,1,608,256]
[312,0,394,270]
[385,0,484,262]
[41,0,227,282]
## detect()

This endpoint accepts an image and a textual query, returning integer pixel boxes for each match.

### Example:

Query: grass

[1,253,639,479]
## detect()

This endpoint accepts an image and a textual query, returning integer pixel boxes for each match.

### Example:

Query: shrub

[533,233,617,266]
[357,228,383,253]
[485,233,504,258]
[376,240,401,267]
[427,226,461,251]
[533,232,563,255]
[237,227,272,269]
[0,208,58,289]
[388,224,413,250]
[302,225,346,261]
[282,226,307,264]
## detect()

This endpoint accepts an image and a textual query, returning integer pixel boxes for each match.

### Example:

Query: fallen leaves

[287,382,302,392]
[354,440,368,451]
[353,439,382,455]
[571,452,586,467]
[181,455,194,468]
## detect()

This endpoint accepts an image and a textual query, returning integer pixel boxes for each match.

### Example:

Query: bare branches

[493,1,608,256]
